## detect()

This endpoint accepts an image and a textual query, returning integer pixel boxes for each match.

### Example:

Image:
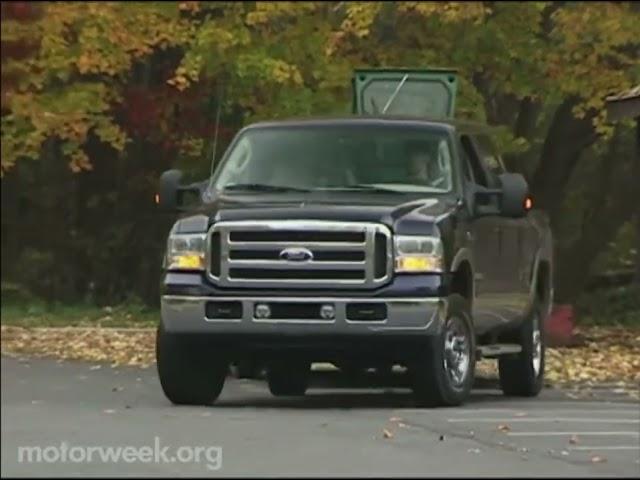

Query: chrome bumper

[161,295,446,336]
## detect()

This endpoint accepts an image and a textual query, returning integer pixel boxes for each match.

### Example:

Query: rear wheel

[267,360,310,396]
[410,294,476,407]
[156,324,228,405]
[498,301,545,397]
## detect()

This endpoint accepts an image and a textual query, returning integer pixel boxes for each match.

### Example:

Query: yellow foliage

[69,150,93,173]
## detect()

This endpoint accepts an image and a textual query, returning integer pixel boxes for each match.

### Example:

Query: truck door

[473,135,530,321]
[459,135,506,335]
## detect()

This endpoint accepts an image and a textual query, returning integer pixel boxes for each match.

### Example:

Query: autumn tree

[1,1,638,307]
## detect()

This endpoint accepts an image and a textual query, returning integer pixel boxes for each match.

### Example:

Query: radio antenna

[382,74,409,114]
[206,79,224,194]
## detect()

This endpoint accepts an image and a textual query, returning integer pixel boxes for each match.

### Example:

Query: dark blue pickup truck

[155,69,553,407]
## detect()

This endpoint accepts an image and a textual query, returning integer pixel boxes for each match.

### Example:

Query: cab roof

[245,115,496,136]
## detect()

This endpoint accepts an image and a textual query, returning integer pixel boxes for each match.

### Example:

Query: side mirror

[498,173,529,218]
[156,169,203,212]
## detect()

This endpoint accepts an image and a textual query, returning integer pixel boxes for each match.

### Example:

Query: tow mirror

[156,169,202,212]
[499,173,529,218]
[473,173,531,218]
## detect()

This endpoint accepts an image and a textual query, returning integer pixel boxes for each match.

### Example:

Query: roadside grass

[0,302,158,329]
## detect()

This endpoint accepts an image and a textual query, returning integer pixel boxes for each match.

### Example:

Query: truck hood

[186,192,461,236]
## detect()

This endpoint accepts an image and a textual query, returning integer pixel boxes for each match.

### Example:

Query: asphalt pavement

[1,355,639,477]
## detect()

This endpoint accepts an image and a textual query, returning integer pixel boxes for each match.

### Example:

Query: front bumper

[161,295,446,337]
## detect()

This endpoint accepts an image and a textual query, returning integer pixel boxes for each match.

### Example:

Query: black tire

[410,294,476,407]
[498,301,545,397]
[156,324,228,405]
[267,360,310,396]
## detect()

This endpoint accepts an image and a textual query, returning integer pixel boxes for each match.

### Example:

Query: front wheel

[410,294,476,407]
[498,301,545,397]
[156,324,228,405]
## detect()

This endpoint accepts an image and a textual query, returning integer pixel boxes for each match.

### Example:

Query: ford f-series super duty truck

[155,69,554,407]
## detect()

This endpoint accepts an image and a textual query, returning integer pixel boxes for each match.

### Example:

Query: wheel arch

[450,248,475,305]
[530,251,553,318]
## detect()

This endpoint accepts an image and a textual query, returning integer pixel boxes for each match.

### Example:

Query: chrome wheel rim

[531,313,542,377]
[443,316,471,388]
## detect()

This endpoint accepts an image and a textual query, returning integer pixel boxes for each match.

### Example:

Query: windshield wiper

[223,183,311,193]
[317,184,400,193]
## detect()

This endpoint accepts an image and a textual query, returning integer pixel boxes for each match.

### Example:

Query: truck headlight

[165,233,207,271]
[394,235,444,273]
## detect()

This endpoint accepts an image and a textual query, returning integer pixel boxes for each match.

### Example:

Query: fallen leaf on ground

[1,325,638,394]
[382,429,394,439]
[569,435,579,445]
[472,326,640,395]
[498,424,511,433]
[103,409,116,414]
[591,455,607,464]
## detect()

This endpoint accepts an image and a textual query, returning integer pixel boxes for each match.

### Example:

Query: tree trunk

[504,97,542,180]
[634,213,640,285]
[531,98,599,229]
[554,125,639,301]
[634,117,640,284]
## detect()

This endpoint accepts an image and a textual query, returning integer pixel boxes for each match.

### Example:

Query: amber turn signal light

[524,196,533,210]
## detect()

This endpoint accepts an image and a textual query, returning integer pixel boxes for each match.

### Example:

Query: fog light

[254,303,271,319]
[320,304,336,320]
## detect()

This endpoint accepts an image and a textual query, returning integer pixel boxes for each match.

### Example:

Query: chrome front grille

[206,220,392,289]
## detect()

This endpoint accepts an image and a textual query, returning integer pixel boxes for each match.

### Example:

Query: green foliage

[1,1,639,312]
[576,285,640,326]
[1,282,36,305]
[591,220,639,275]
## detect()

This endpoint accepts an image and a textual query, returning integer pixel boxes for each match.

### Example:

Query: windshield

[211,124,454,194]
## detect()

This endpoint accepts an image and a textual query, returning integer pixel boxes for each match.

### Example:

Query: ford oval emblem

[279,247,314,262]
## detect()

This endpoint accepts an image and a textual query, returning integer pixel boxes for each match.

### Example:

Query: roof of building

[606,85,640,103]
[606,85,640,121]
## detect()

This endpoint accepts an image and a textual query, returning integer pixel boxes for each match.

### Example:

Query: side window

[460,135,488,187]
[457,138,475,183]
[475,135,505,179]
